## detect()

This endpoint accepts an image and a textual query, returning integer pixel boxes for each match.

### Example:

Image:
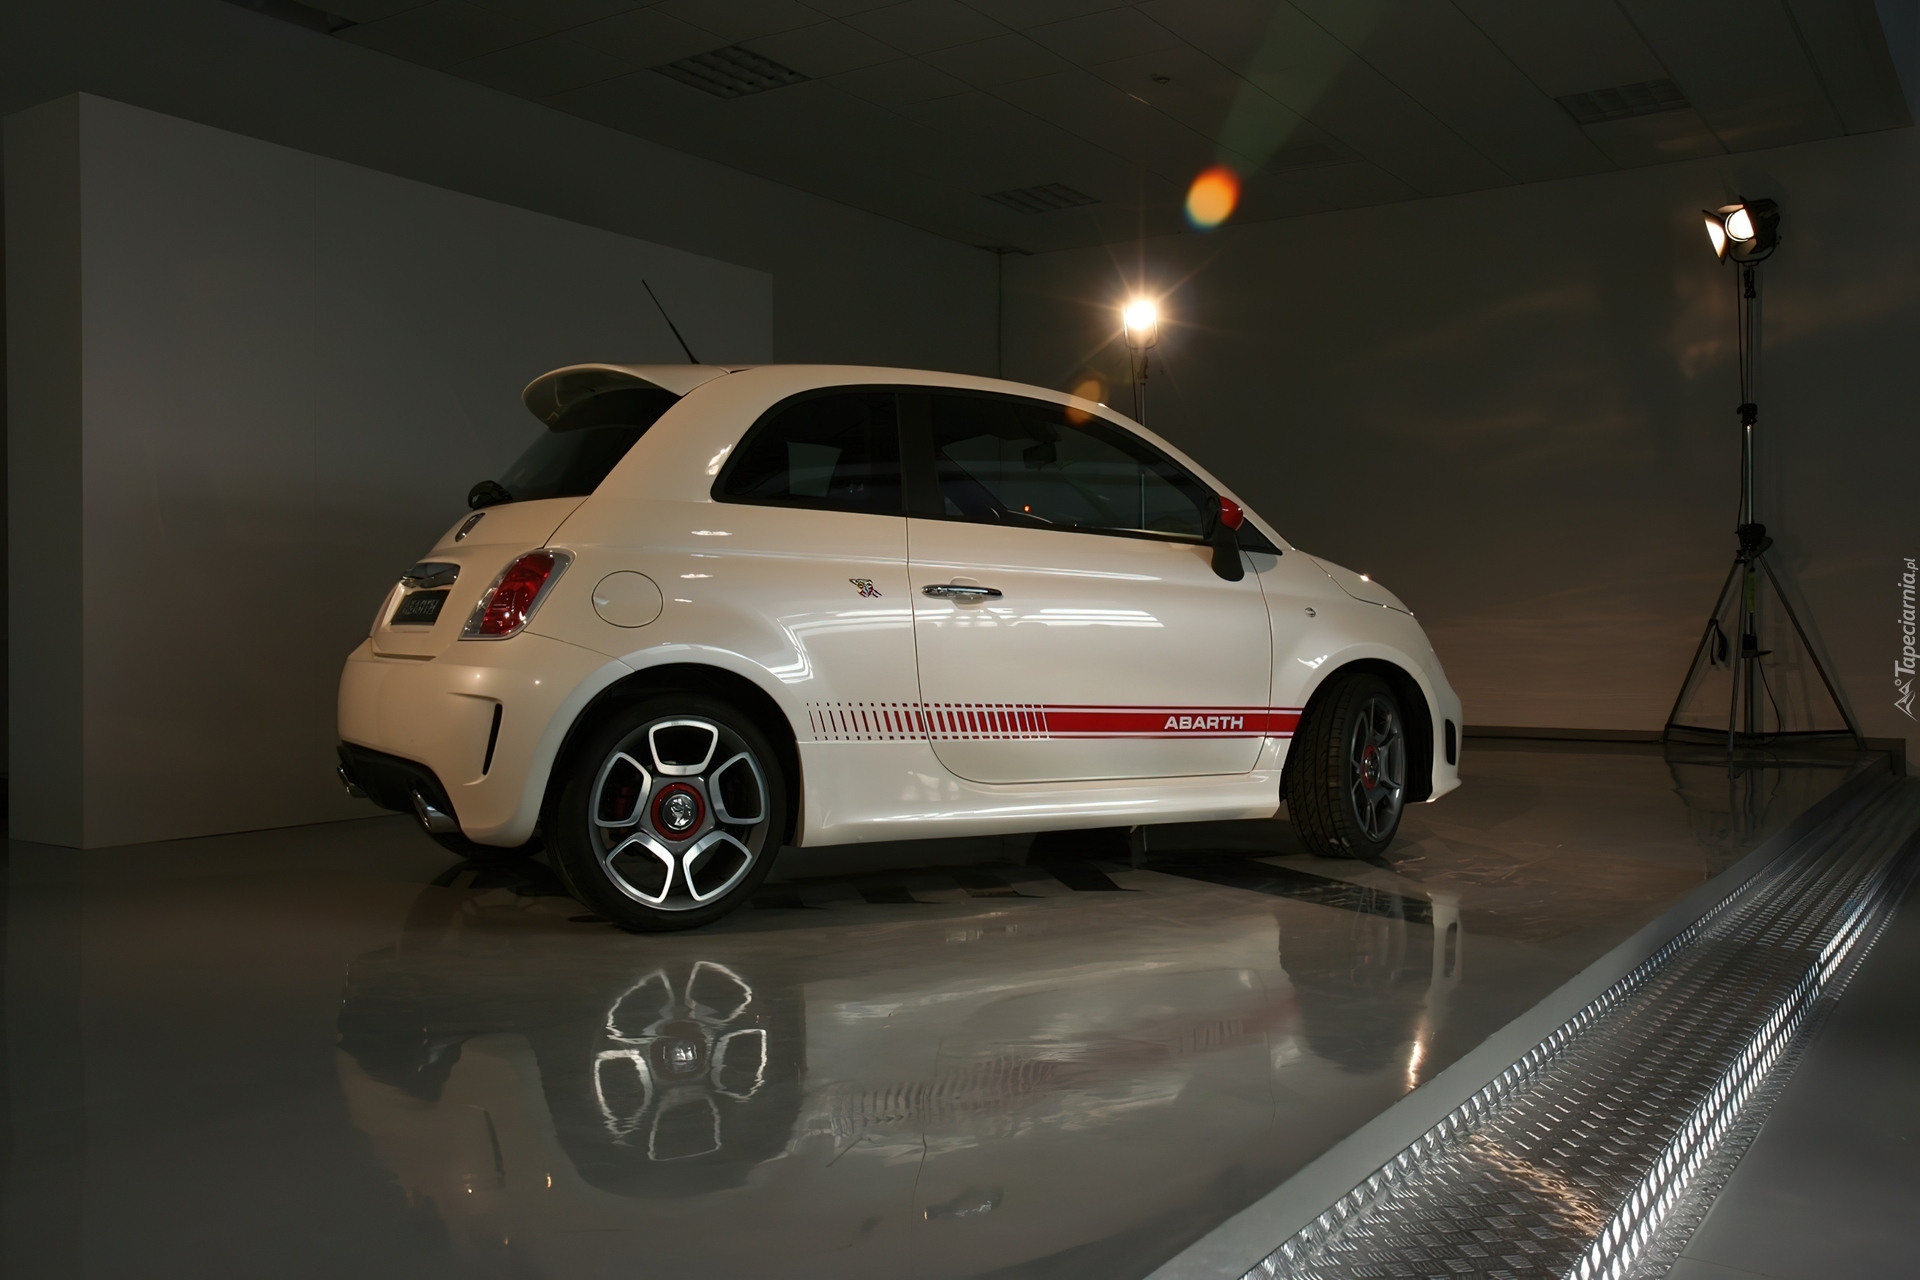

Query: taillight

[462,550,571,640]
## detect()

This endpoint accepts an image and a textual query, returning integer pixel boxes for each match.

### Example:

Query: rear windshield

[495,387,679,503]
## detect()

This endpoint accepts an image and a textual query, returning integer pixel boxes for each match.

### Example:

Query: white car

[337,364,1462,931]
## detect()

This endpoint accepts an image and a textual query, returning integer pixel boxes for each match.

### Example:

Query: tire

[546,693,790,932]
[1285,673,1409,859]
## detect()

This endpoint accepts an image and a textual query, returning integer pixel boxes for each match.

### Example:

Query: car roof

[531,362,1293,552]
[521,362,1116,426]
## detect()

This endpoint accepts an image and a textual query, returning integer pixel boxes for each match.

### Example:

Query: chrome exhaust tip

[337,764,367,799]
[410,789,460,835]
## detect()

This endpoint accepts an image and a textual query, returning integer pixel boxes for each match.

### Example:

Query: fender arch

[543,655,805,846]
[1287,656,1436,804]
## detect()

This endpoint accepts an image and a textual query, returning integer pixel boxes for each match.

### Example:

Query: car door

[905,389,1272,785]
[709,387,918,727]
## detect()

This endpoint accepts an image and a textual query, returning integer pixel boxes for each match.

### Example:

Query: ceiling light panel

[985,183,1101,214]
[1557,78,1689,124]
[656,46,811,98]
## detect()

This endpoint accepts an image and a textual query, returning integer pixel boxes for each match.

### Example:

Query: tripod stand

[1662,253,1861,750]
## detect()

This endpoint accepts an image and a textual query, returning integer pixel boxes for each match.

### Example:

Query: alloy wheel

[1347,693,1405,842]
[587,716,772,911]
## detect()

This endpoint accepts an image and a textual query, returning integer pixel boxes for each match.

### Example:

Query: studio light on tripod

[1665,193,1859,749]
[1119,296,1160,424]
[1702,199,1778,262]
[1122,297,1160,349]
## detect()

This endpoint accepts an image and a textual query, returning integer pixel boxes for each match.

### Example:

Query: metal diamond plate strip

[1244,778,1920,1280]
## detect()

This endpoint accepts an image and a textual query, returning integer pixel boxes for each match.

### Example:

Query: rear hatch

[370,362,718,659]
[369,500,585,658]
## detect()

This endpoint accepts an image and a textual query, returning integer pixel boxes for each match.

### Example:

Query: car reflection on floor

[0,743,1875,1277]
[333,855,1454,1279]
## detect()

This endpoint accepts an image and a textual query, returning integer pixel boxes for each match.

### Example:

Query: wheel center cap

[1361,744,1380,790]
[652,784,704,836]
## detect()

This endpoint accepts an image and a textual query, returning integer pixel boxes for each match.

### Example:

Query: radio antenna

[642,280,700,364]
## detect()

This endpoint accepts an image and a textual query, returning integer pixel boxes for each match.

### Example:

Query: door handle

[923,584,1003,600]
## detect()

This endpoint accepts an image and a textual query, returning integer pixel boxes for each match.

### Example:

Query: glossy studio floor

[5,736,1914,1280]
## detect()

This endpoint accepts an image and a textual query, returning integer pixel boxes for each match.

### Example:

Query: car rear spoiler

[520,363,742,427]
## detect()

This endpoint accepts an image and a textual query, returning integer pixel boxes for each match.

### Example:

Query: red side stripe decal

[802,703,1303,742]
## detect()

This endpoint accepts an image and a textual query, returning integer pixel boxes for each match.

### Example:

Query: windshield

[491,387,679,503]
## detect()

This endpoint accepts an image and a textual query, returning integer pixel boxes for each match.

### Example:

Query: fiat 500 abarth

[337,364,1463,931]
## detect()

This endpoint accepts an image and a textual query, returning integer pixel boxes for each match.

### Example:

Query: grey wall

[8,94,774,847]
[0,0,1001,845]
[1004,125,1920,766]
[0,0,999,377]
[2,99,83,844]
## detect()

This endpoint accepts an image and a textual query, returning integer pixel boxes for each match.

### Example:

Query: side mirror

[468,479,513,510]
[1206,495,1246,582]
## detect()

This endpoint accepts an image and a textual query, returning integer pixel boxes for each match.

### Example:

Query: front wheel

[547,694,790,932]
[1285,674,1408,859]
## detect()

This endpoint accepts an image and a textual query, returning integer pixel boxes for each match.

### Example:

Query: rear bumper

[336,634,629,846]
[336,743,456,824]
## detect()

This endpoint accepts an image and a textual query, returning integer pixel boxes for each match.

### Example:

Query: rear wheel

[1285,673,1407,859]
[547,693,789,932]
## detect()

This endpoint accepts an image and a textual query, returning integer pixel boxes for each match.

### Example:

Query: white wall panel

[14,94,772,846]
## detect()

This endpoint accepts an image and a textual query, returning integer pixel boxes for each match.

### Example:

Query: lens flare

[1065,374,1107,423]
[1186,165,1240,229]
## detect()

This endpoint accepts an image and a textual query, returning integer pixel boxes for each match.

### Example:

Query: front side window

[929,392,1210,537]
[717,391,902,514]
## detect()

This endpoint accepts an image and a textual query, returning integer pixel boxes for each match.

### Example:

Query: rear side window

[496,387,680,503]
[717,391,902,515]
[929,391,1211,537]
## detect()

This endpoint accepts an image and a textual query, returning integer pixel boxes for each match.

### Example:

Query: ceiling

[299,0,1911,252]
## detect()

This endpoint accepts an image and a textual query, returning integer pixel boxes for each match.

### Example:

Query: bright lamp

[1122,298,1159,348]
[1703,200,1777,263]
